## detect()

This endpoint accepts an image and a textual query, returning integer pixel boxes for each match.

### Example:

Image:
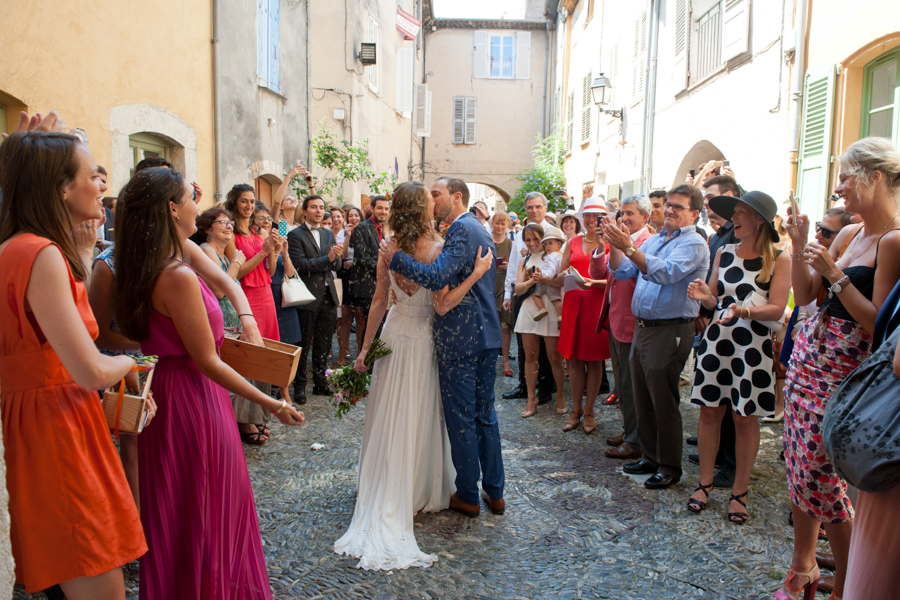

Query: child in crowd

[530,225,565,325]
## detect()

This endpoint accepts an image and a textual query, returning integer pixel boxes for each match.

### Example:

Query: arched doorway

[671,140,726,188]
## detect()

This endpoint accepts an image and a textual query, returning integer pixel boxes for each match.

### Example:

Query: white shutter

[797,65,837,220]
[723,0,750,62]
[609,42,619,110]
[452,97,465,144]
[367,16,379,92]
[565,91,575,153]
[516,31,531,79]
[464,97,477,144]
[473,31,488,78]
[415,84,432,137]
[395,48,414,114]
[581,72,592,144]
[672,0,688,94]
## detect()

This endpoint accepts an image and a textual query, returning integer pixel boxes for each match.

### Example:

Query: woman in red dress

[557,199,611,434]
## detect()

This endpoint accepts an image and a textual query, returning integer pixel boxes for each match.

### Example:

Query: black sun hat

[709,191,779,240]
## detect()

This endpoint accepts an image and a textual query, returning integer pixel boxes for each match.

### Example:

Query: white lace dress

[333,269,456,570]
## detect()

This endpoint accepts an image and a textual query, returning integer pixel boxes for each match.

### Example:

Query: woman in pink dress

[556,199,611,434]
[114,167,305,599]
[224,184,281,340]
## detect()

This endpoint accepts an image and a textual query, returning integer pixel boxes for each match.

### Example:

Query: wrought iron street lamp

[591,73,623,120]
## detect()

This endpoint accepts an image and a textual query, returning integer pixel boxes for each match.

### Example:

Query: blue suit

[390,212,505,505]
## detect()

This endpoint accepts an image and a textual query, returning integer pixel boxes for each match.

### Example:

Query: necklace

[845,213,900,260]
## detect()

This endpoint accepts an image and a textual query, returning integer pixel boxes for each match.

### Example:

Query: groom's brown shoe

[481,489,505,515]
[449,494,479,518]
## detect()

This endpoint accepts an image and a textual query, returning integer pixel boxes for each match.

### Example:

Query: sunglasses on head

[816,222,838,239]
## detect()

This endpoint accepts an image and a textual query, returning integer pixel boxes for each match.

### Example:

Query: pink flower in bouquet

[334,392,344,403]
[325,369,334,377]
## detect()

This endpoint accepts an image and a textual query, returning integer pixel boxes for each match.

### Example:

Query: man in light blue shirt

[602,184,710,489]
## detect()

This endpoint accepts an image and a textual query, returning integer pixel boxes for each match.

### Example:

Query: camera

[469,206,478,216]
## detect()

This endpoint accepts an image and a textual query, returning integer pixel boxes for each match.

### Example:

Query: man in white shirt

[501,192,555,401]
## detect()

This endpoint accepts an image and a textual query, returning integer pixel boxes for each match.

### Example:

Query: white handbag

[281,274,315,307]
[739,291,786,332]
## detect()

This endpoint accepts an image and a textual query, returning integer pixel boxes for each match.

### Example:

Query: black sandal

[687,483,713,513]
[240,425,268,445]
[728,491,749,524]
[256,423,271,437]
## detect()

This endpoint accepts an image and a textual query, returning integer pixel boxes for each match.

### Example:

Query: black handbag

[823,325,900,493]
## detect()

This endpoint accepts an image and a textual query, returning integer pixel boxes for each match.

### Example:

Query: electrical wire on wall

[311,88,354,144]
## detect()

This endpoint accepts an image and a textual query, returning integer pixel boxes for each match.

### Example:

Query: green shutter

[796,65,836,221]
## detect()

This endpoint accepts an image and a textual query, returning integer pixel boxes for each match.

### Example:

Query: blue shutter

[257,0,269,87]
[268,0,280,93]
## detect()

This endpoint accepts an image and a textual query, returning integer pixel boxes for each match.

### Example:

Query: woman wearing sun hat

[684,191,791,526]
[556,198,611,433]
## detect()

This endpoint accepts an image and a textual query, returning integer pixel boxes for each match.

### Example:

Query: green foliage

[369,170,398,196]
[506,133,568,217]
[290,120,377,201]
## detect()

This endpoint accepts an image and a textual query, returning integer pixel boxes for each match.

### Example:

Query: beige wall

[309,0,416,207]
[807,2,900,160]
[425,27,549,199]
[0,0,215,197]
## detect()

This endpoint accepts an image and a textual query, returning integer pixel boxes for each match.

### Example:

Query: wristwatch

[625,246,637,258]
[829,275,850,298]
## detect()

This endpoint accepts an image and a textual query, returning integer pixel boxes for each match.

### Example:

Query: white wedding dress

[334,265,456,570]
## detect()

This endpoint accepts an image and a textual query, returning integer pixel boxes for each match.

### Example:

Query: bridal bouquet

[326,338,392,419]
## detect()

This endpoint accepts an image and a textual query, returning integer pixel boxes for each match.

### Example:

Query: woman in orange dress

[0,128,147,598]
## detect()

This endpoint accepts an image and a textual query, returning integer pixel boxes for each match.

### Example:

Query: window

[584,0,594,27]
[565,91,575,154]
[452,97,476,145]
[675,0,750,92]
[472,31,531,80]
[581,72,592,144]
[395,47,414,114]
[367,15,380,92]
[129,133,168,178]
[414,84,432,137]
[257,0,280,93]
[862,48,900,147]
[490,35,515,78]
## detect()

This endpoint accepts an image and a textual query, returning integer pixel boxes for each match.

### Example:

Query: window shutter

[632,11,646,101]
[368,17,379,92]
[566,91,575,153]
[464,97,477,144]
[395,48,414,113]
[672,0,688,94]
[415,85,432,137]
[723,0,750,62]
[268,0,280,93]
[452,97,465,144]
[257,0,269,88]
[796,65,837,220]
[473,31,488,78]
[516,31,531,79]
[609,42,619,110]
[581,72,592,143]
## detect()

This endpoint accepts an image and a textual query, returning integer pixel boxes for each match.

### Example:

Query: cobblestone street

[15,343,803,600]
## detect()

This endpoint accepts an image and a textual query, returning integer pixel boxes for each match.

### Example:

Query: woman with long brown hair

[0,130,146,599]
[334,181,491,570]
[115,167,304,599]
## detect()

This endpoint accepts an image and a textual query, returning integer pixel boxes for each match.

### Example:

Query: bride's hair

[388,181,438,256]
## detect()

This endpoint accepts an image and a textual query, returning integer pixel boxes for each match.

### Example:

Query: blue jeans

[438,348,505,505]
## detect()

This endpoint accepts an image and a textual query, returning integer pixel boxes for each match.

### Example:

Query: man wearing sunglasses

[815,208,852,250]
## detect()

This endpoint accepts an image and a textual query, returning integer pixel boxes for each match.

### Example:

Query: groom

[384,177,506,518]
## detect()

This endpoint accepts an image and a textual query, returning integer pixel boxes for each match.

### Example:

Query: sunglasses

[816,222,838,239]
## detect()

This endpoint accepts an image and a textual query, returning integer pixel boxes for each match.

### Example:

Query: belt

[635,317,694,328]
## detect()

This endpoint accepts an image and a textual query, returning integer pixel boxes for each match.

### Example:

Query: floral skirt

[782,312,871,523]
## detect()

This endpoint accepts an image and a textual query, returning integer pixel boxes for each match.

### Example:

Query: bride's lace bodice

[383,242,440,335]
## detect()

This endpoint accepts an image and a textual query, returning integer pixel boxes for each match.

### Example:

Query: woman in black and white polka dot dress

[685,192,791,525]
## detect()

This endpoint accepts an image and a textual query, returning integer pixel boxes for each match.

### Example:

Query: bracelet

[274,399,287,414]
[744,307,751,319]
[238,313,255,319]
[790,252,803,259]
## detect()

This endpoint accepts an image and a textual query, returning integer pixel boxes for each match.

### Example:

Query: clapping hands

[687,278,713,303]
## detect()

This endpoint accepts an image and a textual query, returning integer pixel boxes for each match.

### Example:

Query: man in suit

[384,177,506,519]
[288,195,343,404]
[348,195,390,341]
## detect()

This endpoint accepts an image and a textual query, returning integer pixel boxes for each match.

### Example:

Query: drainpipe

[212,0,224,201]
[787,0,808,190]
[542,20,549,137]
[640,0,660,193]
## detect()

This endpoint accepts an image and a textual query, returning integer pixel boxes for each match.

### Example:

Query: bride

[334,181,493,570]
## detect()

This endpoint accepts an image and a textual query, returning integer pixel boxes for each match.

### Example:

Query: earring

[175,215,180,221]
[206,235,211,242]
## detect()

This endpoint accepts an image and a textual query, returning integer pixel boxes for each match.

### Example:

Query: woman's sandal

[687,482,713,513]
[521,400,538,418]
[728,491,749,525]
[562,412,583,432]
[772,565,820,600]
[256,423,271,437]
[240,427,268,445]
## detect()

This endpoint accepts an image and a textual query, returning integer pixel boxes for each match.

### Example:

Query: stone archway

[671,140,726,188]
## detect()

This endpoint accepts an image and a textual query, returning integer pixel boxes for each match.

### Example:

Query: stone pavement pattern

[15,345,806,600]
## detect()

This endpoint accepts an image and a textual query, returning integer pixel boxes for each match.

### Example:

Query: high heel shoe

[772,565,820,600]
[521,400,538,418]
[582,414,596,434]
[728,491,749,525]
[563,411,582,431]
[687,482,713,513]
